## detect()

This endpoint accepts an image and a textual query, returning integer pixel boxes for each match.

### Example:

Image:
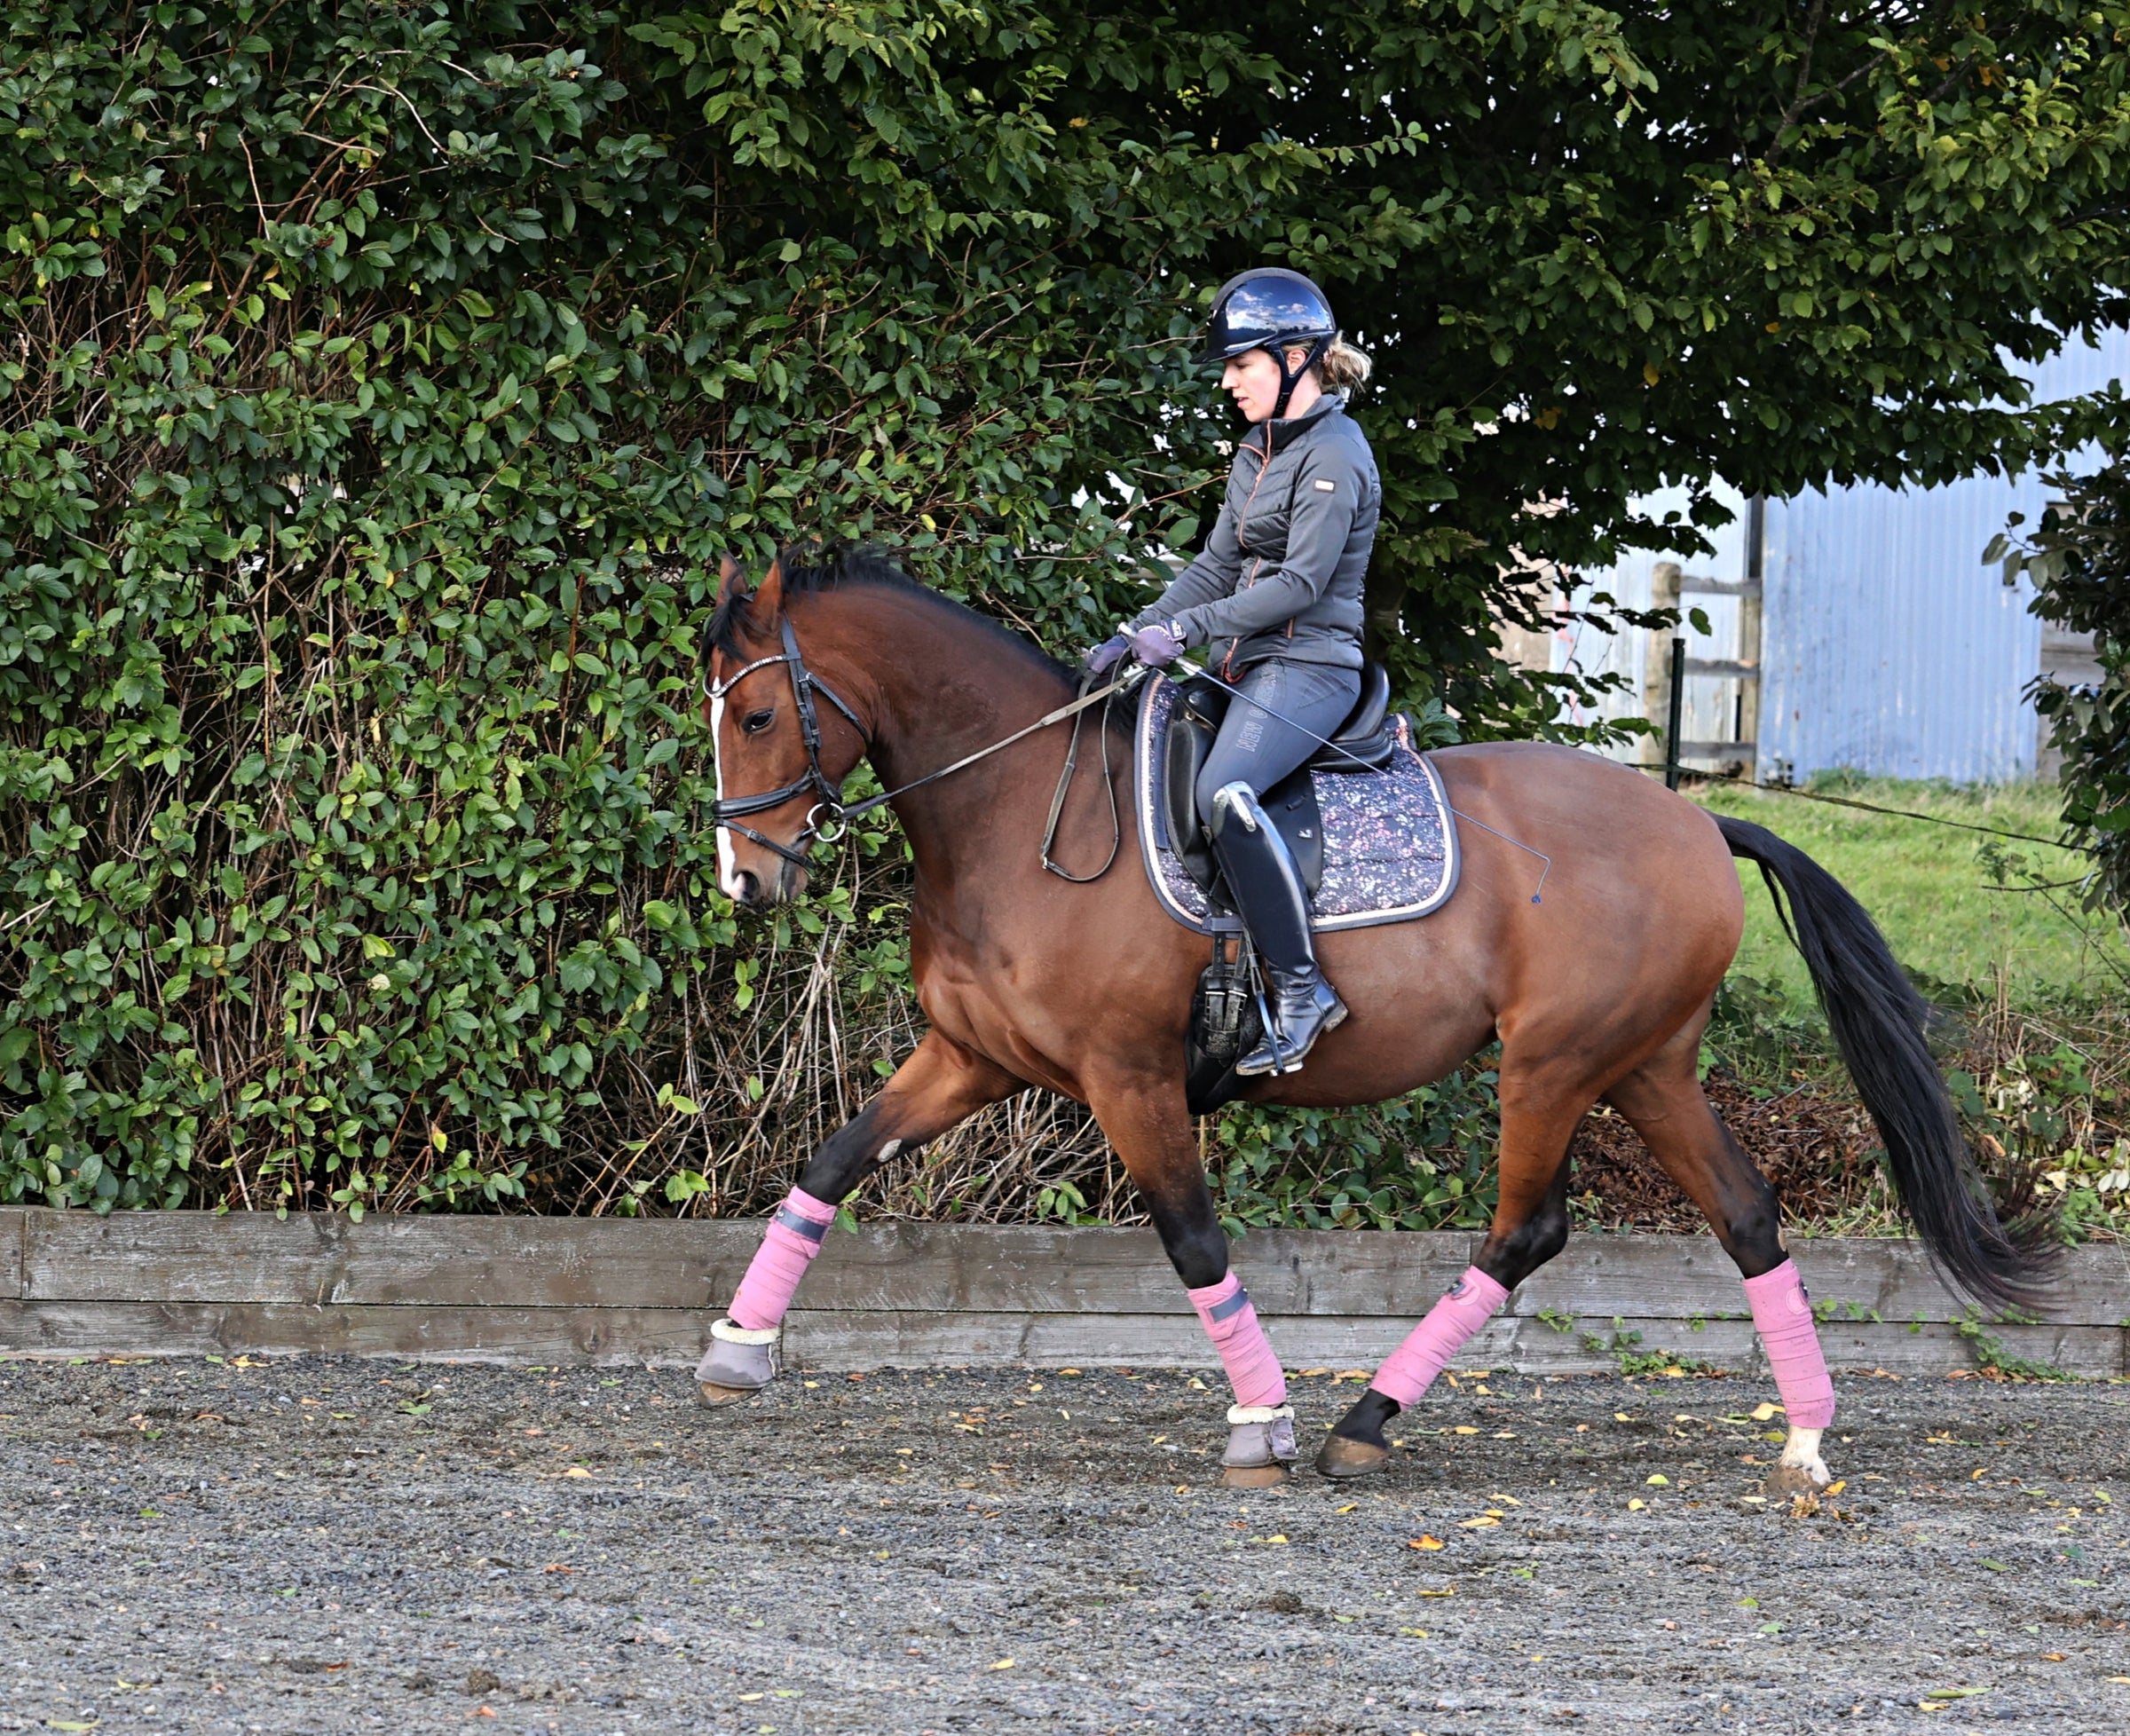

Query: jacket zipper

[1224,424,1277,680]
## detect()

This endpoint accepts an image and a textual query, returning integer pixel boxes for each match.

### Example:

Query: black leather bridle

[706,616,869,867]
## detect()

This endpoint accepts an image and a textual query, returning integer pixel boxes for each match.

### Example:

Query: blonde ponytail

[1316,337,1373,393]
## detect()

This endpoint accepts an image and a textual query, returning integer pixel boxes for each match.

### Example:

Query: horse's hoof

[1221,1405,1298,1486]
[1314,1433,1390,1480]
[694,1319,780,1406]
[1763,1462,1826,1501]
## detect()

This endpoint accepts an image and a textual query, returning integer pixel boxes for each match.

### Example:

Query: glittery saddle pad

[1133,675,1461,935]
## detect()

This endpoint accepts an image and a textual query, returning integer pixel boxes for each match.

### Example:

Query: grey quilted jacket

[1129,393,1377,673]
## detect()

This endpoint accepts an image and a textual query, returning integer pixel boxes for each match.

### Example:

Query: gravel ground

[1,1355,2126,1735]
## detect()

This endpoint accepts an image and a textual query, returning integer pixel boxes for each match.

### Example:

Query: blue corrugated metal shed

[1559,328,2129,782]
[1759,327,2130,783]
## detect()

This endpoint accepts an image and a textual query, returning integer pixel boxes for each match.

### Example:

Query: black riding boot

[1209,781,1348,1077]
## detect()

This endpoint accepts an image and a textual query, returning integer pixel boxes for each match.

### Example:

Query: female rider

[1087,267,1379,1077]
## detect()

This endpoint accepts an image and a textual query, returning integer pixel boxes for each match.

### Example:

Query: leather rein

[706,610,1135,874]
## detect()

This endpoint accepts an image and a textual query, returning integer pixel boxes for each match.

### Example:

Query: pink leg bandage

[1187,1273,1287,1409]
[1741,1259,1835,1429]
[727,1186,839,1331]
[1368,1266,1509,1408]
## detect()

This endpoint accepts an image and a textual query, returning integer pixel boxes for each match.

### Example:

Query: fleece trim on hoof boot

[695,1318,779,1403]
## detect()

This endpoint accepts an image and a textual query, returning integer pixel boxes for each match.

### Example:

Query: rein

[707,609,1138,874]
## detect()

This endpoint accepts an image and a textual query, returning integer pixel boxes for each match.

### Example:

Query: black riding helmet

[1202,267,1338,421]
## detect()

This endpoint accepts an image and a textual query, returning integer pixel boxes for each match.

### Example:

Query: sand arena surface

[1,1356,2126,1733]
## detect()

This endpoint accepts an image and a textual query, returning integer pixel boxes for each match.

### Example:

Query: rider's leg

[698,1032,1021,1400]
[1194,659,1363,1076]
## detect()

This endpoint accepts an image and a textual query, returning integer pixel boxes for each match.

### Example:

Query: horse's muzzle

[730,862,809,908]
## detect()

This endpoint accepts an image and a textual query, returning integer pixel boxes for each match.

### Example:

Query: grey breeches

[1195,659,1365,827]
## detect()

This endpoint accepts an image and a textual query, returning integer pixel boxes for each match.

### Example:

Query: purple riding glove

[1125,620,1186,667]
[1084,633,1130,676]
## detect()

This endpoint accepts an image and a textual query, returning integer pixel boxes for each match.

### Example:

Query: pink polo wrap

[1741,1258,1835,1429]
[727,1186,839,1331]
[1186,1273,1287,1410]
[1367,1266,1509,1408]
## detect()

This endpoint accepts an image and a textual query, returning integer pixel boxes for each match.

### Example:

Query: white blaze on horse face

[1779,1424,1830,1487]
[711,690,743,900]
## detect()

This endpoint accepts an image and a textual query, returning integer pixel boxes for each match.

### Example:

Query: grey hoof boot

[1219,1403,1298,1487]
[696,1319,780,1405]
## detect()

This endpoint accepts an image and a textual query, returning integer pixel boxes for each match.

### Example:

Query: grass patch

[1691,773,2118,1005]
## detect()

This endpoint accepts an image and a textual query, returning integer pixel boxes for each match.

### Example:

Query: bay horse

[696,545,2046,1490]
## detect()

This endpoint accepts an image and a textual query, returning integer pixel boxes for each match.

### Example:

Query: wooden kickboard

[1,1210,2123,1376]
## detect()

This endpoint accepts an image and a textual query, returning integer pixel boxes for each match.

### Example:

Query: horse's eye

[742,708,775,735]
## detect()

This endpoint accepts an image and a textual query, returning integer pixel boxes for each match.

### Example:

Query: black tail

[1716,815,2056,1312]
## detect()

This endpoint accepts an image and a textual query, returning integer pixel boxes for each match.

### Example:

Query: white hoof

[1763,1425,1832,1499]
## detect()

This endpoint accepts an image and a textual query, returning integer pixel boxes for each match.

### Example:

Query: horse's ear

[753,553,785,621]
[715,555,745,605]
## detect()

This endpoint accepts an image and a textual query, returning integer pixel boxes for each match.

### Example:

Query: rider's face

[1220,346,1314,424]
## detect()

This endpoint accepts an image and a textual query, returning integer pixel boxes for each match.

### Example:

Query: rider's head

[1203,268,1372,424]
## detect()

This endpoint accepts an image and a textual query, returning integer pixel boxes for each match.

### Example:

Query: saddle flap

[1162,677,1227,888]
[1159,675,1321,900]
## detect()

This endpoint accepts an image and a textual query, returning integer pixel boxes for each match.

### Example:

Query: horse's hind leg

[1603,1014,1838,1495]
[1318,1065,1589,1480]
[698,1031,1019,1404]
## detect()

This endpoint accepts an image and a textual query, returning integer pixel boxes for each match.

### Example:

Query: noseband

[707,617,869,867]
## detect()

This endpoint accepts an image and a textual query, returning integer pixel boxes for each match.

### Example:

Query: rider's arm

[1127,507,1242,632]
[1163,446,1357,646]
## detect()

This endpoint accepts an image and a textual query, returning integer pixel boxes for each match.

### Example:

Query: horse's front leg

[698,1030,1020,1403]
[1091,1078,1297,1487]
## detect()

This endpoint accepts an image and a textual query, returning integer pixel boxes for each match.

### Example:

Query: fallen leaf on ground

[1459,1515,1500,1528]
[564,1466,591,1479]
[1627,1498,1646,1511]
[987,1658,1014,1670]
[1646,1474,1669,1486]
[1751,1402,1781,1421]
[1408,1535,1444,1551]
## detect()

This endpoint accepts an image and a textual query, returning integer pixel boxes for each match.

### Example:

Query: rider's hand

[1125,620,1186,668]
[1084,633,1131,677]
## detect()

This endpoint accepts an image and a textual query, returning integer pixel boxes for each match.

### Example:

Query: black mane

[706,541,1076,686]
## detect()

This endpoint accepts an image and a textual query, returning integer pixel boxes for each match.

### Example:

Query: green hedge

[6,1,2130,1214]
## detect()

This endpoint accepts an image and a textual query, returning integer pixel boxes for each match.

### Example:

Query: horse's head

[706,552,870,908]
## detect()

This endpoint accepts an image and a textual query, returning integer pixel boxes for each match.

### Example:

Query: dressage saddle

[1160,659,1400,903]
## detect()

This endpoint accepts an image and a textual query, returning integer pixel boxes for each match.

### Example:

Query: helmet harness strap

[1269,334,1331,421]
